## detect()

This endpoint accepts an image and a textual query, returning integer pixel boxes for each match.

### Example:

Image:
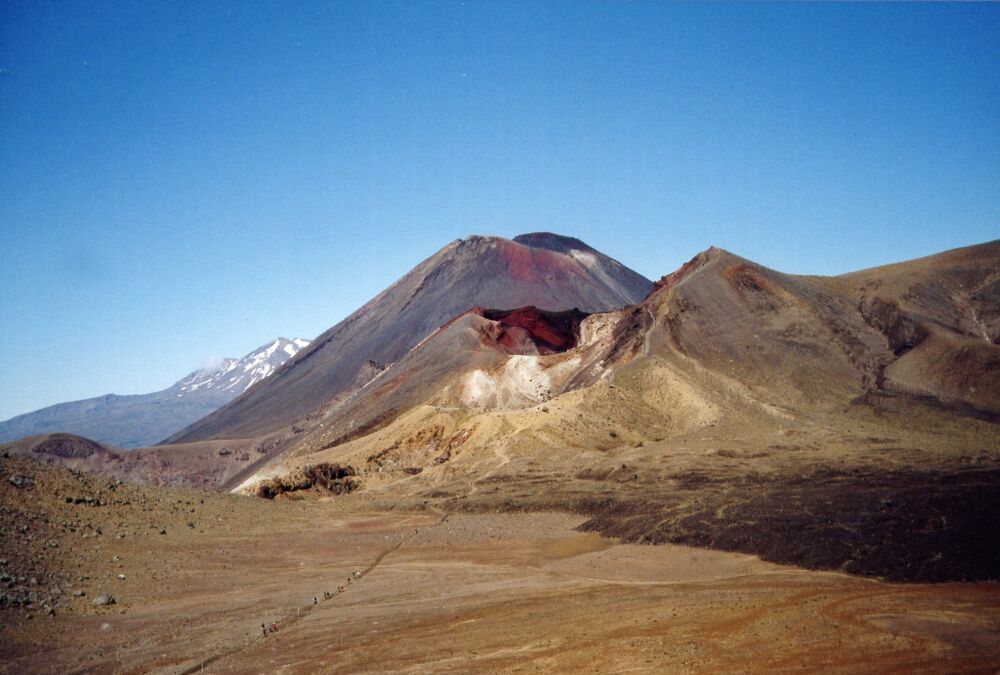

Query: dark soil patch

[576,468,1000,582]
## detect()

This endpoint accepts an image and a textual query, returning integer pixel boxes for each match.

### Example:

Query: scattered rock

[8,474,33,489]
[65,496,101,506]
[92,593,115,606]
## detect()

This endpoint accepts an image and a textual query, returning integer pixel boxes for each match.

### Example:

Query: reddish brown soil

[497,239,587,283]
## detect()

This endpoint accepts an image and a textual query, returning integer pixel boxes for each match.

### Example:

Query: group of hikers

[260,574,360,637]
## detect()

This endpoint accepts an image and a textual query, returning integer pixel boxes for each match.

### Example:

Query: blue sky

[1,1,998,420]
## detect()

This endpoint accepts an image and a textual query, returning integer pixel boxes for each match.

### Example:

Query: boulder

[7,474,33,489]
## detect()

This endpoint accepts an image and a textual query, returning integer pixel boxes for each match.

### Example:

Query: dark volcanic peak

[168,233,652,443]
[512,232,597,254]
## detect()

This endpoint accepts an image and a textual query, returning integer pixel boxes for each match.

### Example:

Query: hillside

[233,240,1000,582]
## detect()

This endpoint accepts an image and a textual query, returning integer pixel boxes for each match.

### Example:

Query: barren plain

[2,455,999,674]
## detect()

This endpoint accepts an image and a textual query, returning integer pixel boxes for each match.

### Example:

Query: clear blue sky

[1,1,998,420]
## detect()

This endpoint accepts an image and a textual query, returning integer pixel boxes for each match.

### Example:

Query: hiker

[261,623,267,637]
[313,596,317,605]
[271,622,277,633]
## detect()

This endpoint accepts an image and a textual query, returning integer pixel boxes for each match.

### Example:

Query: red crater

[480,306,589,354]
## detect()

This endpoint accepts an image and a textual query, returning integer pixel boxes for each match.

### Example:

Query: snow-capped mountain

[0,338,310,449]
[174,338,311,396]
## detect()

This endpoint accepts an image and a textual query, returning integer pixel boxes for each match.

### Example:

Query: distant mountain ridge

[0,338,309,448]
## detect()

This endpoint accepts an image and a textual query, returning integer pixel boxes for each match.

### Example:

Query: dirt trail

[176,512,450,675]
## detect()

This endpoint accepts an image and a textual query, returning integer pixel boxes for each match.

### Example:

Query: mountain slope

[265,241,999,472]
[232,239,1000,582]
[0,338,309,448]
[167,233,652,443]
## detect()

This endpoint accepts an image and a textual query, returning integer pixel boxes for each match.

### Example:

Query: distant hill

[0,338,309,448]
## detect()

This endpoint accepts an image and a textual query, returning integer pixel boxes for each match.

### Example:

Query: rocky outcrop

[255,464,358,499]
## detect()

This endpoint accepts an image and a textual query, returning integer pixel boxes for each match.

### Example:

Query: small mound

[30,433,109,459]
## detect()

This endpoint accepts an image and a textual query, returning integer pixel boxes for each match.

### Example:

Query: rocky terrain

[2,453,999,673]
